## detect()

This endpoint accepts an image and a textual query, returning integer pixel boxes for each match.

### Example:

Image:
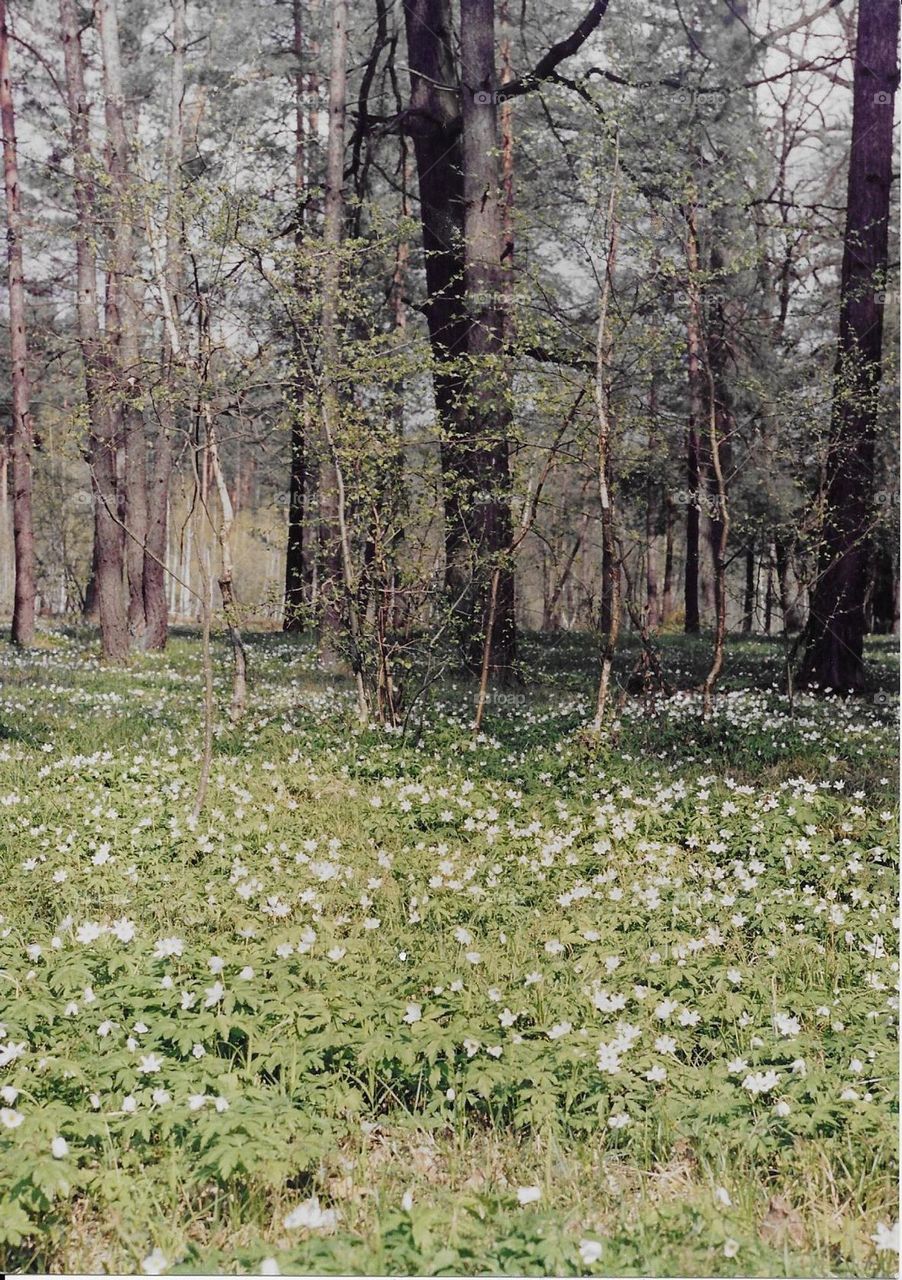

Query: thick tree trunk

[800,0,899,691]
[403,0,516,676]
[284,0,309,633]
[684,207,704,634]
[61,0,129,661]
[143,0,186,651]
[95,0,147,644]
[0,0,36,646]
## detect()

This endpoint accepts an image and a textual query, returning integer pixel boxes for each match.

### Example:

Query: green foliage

[0,629,897,1275]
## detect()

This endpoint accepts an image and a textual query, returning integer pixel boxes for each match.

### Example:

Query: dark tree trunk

[0,0,36,646]
[61,0,129,662]
[741,540,754,633]
[661,497,675,625]
[403,0,516,676]
[284,0,310,633]
[799,0,899,691]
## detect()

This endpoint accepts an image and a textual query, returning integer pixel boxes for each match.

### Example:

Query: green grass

[0,626,897,1276]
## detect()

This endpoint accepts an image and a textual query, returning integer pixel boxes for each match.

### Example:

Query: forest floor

[0,627,898,1277]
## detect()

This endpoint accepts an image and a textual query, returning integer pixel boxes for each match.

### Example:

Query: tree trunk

[95,0,147,644]
[684,207,704,634]
[284,0,310,633]
[317,0,349,665]
[0,0,36,646]
[61,0,129,661]
[799,0,899,691]
[143,0,185,651]
[403,0,516,676]
[661,496,675,624]
[741,540,754,632]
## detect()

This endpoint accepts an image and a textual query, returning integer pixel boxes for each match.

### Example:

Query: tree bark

[284,0,310,632]
[143,0,186,651]
[742,540,754,633]
[317,0,349,665]
[799,0,899,691]
[661,495,675,624]
[95,0,147,643]
[458,0,516,676]
[684,204,703,634]
[403,0,516,677]
[0,0,36,645]
[61,0,129,661]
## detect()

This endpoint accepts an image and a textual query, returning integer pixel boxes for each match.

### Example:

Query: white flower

[454,926,473,945]
[138,1053,163,1075]
[0,1108,24,1129]
[715,1186,732,1207]
[403,1003,422,1024]
[204,981,224,1007]
[0,1086,18,1104]
[151,1088,171,1106]
[726,968,741,985]
[654,1035,677,1056]
[401,1190,414,1212]
[516,1186,541,1206]
[260,1259,281,1275]
[187,1094,206,1111]
[607,1111,631,1129]
[142,1247,168,1275]
[723,1239,739,1258]
[238,966,255,980]
[51,1136,68,1159]
[153,937,184,960]
[121,1095,137,1113]
[727,1057,748,1075]
[465,951,482,965]
[655,999,678,1020]
[76,922,104,945]
[871,1222,899,1253]
[774,1099,791,1117]
[283,1196,339,1231]
[645,1065,667,1083]
[0,1040,26,1067]
[578,1238,603,1265]
[742,1070,780,1096]
[326,946,346,961]
[192,1044,206,1059]
[112,918,135,943]
[548,1022,572,1040]
[773,1012,801,1038]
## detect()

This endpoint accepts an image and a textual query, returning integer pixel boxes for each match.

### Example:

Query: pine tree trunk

[800,0,899,691]
[0,0,36,646]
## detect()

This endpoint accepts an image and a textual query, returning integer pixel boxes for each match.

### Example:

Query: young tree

[0,0,36,645]
[800,0,900,692]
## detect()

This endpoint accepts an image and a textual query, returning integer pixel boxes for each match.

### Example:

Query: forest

[0,0,898,1276]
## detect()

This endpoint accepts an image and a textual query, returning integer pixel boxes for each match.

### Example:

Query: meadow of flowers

[0,630,898,1276]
